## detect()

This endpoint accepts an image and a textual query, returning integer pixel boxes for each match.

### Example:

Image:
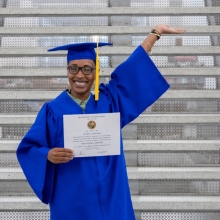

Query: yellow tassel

[95,42,99,101]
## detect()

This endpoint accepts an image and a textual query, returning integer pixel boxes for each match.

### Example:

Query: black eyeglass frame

[67,66,96,75]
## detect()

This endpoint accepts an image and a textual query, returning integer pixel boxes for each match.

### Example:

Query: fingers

[53,148,74,153]
[47,148,75,164]
[171,28,186,34]
[176,29,186,34]
[155,24,186,35]
[164,27,186,34]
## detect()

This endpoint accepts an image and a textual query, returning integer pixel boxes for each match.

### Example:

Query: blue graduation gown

[17,46,169,220]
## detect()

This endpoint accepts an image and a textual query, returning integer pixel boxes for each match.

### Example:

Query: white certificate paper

[63,113,120,157]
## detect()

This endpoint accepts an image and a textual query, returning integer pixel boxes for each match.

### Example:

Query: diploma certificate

[63,113,120,157]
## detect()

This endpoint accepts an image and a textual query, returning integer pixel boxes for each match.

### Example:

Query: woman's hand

[47,148,75,164]
[154,24,186,35]
[142,24,186,53]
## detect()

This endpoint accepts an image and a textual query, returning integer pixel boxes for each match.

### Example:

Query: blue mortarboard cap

[48,42,112,63]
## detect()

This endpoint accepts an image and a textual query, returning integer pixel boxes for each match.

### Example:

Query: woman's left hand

[154,24,186,35]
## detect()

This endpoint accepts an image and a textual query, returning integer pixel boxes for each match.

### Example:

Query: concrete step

[1,148,220,167]
[0,114,219,124]
[0,196,48,210]
[128,167,220,180]
[1,67,220,77]
[1,167,220,180]
[0,90,219,100]
[2,167,220,196]
[0,195,220,211]
[1,139,220,151]
[1,124,219,141]
[124,140,220,151]
[1,26,220,35]
[1,7,220,16]
[132,195,220,211]
[0,210,219,220]
[133,114,220,124]
[0,99,219,114]
[1,46,220,56]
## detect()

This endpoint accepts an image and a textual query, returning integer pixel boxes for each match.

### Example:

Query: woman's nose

[75,69,85,78]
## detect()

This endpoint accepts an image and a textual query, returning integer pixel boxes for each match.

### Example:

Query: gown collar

[62,90,96,114]
[60,90,108,114]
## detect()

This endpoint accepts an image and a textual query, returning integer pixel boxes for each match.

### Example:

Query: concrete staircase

[0,0,220,219]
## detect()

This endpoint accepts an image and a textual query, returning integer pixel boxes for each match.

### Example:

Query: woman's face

[67,59,96,100]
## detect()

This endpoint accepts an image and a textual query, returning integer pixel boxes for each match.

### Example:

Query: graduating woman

[17,24,185,220]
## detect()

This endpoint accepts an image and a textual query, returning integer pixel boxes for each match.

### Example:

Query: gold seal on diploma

[87,120,96,129]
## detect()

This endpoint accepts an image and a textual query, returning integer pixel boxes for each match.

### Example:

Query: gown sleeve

[16,103,56,204]
[101,45,170,128]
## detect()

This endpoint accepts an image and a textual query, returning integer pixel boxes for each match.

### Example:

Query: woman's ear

[67,81,71,93]
[67,63,69,75]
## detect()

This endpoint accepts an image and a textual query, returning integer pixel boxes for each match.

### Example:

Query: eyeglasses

[67,66,95,75]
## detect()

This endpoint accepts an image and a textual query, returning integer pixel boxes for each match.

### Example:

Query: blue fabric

[17,45,170,220]
[47,42,112,63]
